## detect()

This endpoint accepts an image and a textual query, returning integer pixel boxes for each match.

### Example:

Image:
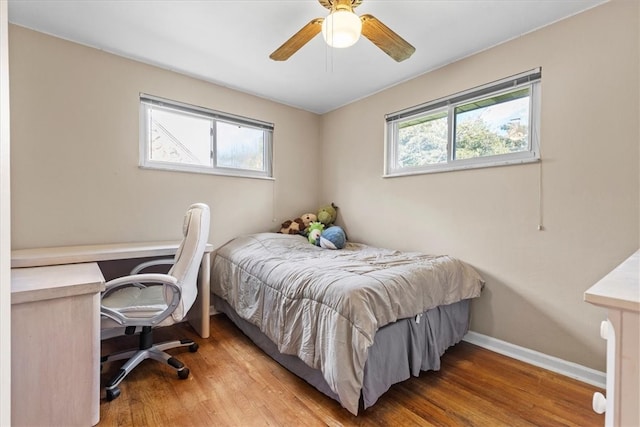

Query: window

[385,69,541,176]
[140,94,273,178]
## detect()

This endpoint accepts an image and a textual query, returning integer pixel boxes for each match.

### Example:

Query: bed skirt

[213,295,471,412]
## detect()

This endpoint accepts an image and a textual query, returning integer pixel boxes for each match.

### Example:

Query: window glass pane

[397,110,448,168]
[149,108,212,166]
[216,121,265,171]
[454,88,530,160]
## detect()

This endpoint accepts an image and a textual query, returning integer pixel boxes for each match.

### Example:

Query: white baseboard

[463,331,606,389]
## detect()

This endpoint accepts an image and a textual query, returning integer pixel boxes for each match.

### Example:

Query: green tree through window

[385,69,540,176]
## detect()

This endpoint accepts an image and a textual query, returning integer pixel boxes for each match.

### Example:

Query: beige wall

[9,25,322,250]
[321,0,639,370]
[9,0,639,372]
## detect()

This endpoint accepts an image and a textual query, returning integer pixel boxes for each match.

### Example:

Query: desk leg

[188,252,210,338]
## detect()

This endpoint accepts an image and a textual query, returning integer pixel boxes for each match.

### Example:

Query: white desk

[11,262,105,426]
[585,250,640,427]
[11,240,214,338]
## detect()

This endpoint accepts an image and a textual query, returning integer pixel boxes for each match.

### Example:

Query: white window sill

[383,157,540,178]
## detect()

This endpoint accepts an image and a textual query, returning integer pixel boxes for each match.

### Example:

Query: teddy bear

[307,221,324,244]
[318,226,346,250]
[317,202,338,227]
[279,218,305,234]
[299,213,317,230]
[307,223,346,249]
[279,213,317,235]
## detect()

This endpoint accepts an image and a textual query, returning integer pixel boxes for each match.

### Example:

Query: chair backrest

[167,203,210,321]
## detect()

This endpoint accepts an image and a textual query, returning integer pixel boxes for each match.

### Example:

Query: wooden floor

[100,315,604,426]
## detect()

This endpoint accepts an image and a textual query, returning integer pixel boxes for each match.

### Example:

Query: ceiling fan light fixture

[270,0,415,62]
[321,10,362,48]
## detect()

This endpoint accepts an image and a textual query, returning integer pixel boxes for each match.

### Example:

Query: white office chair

[100,203,210,401]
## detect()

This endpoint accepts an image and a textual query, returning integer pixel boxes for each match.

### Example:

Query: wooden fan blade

[360,14,415,62]
[270,18,324,61]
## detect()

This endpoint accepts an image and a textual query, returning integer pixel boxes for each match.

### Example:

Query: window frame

[139,94,274,179]
[384,68,541,177]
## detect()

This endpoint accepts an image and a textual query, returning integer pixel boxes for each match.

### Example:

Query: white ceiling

[8,0,606,114]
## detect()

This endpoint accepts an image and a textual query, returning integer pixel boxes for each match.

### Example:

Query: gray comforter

[211,233,484,415]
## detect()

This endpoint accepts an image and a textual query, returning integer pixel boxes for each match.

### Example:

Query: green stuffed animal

[317,203,338,227]
[307,221,324,245]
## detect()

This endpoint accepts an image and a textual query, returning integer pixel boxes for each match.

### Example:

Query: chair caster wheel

[106,387,121,401]
[189,343,199,352]
[178,368,190,380]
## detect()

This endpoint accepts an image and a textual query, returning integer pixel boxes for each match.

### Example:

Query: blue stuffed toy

[318,226,346,250]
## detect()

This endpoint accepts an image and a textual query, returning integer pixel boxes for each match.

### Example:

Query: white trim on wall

[206,306,607,389]
[464,331,606,389]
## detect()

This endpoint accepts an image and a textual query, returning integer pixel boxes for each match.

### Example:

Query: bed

[210,232,484,415]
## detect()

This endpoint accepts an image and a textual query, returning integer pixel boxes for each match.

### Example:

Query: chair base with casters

[101,325,199,401]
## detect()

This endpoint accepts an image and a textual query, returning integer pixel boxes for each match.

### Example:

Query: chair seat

[102,285,167,319]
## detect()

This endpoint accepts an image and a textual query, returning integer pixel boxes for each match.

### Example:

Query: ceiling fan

[269,0,415,62]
